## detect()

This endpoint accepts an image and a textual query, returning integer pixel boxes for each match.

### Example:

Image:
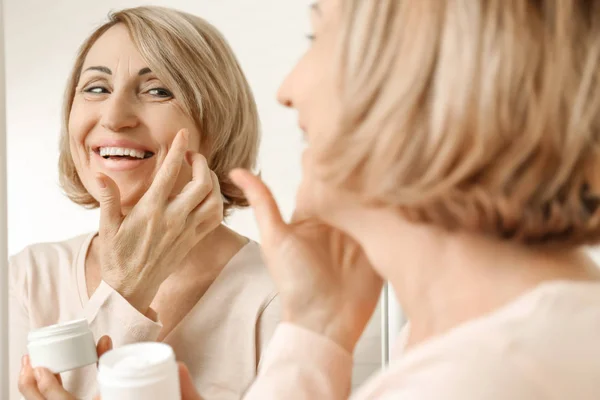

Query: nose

[100,92,139,132]
[277,70,295,109]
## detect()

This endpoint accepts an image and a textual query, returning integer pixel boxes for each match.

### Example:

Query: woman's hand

[230,170,383,353]
[97,129,224,314]
[18,336,112,400]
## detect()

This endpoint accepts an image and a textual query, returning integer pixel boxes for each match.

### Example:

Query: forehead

[83,24,147,69]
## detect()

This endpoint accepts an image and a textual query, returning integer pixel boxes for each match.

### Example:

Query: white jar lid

[28,318,90,344]
[28,318,97,373]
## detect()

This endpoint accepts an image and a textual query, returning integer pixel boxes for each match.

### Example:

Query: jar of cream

[97,342,181,400]
[27,318,97,373]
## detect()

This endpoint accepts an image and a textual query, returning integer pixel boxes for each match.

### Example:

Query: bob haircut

[315,0,600,245]
[59,6,260,215]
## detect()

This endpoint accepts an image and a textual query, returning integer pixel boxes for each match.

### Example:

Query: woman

[22,0,600,399]
[11,6,279,400]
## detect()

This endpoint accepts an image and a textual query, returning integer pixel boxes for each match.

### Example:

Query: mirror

[1,0,405,398]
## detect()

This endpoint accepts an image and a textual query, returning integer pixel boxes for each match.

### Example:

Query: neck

[175,224,249,280]
[347,209,600,349]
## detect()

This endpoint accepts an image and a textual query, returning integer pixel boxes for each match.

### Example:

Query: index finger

[143,129,189,203]
[229,169,288,249]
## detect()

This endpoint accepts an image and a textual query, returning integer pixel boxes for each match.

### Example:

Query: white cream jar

[97,342,181,400]
[27,318,97,373]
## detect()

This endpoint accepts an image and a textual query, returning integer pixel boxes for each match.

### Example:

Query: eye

[84,86,109,94]
[146,88,173,98]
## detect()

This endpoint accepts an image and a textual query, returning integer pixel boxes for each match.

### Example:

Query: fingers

[34,368,74,400]
[18,356,45,400]
[229,169,287,248]
[96,335,113,359]
[96,173,123,237]
[145,129,189,203]
[187,171,223,234]
[178,362,204,400]
[172,152,215,215]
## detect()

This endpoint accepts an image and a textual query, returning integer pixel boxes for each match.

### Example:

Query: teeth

[99,147,147,159]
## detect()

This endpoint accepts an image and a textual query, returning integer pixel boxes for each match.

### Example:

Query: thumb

[178,363,203,400]
[96,174,122,236]
[96,335,113,361]
[229,169,287,248]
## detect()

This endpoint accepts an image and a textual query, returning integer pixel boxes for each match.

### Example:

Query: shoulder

[377,342,542,399]
[9,233,95,283]
[379,288,600,400]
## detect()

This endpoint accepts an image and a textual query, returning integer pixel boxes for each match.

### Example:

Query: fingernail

[34,368,42,381]
[182,129,189,141]
[96,178,106,189]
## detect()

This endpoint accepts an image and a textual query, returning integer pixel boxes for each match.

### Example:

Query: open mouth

[94,147,155,161]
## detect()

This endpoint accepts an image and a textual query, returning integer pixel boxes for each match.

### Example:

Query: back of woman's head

[318,0,600,246]
[59,6,260,215]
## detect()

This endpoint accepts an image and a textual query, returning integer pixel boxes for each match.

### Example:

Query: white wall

[4,0,383,387]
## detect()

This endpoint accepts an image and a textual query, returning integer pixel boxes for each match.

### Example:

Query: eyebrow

[310,2,321,15]
[82,66,153,76]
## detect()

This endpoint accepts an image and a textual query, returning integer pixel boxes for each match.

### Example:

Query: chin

[112,180,150,210]
[119,190,145,210]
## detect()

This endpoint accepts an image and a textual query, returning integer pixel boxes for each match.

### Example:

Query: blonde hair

[59,6,260,215]
[315,0,600,245]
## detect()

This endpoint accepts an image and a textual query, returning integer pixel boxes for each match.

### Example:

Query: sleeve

[244,323,353,400]
[9,256,30,400]
[256,293,280,368]
[83,280,163,347]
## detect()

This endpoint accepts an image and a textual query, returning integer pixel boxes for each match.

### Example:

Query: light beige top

[245,281,600,399]
[9,233,280,400]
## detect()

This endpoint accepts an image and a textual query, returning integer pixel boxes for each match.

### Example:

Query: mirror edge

[0,0,9,396]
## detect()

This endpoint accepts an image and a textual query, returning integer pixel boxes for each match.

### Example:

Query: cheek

[147,105,201,151]
[68,102,95,148]
[67,111,88,170]
[301,56,341,142]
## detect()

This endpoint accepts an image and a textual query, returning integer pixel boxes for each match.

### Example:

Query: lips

[91,140,156,172]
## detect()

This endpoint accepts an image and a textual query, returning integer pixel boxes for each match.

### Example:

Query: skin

[69,24,200,210]
[19,0,600,398]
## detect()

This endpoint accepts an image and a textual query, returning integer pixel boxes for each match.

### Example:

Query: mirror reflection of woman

[11,6,279,400]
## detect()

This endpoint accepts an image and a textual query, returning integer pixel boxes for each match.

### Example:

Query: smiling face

[68,24,198,211]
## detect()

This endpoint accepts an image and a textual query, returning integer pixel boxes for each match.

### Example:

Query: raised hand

[97,129,224,314]
[230,169,383,353]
